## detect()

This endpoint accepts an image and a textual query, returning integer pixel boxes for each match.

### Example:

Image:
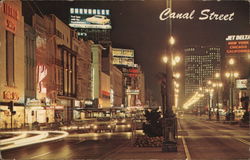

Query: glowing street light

[233,72,239,78]
[225,72,230,78]
[215,72,220,78]
[169,36,175,45]
[163,56,168,63]
[175,83,180,88]
[174,56,181,63]
[228,58,235,65]
[174,72,181,79]
[207,80,212,85]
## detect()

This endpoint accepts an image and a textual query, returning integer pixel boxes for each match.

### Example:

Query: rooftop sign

[225,35,250,54]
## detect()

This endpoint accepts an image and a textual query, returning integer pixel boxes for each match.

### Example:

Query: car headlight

[108,125,111,128]
[127,124,131,128]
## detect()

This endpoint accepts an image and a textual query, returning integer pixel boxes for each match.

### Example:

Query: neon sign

[3,2,19,33]
[225,35,250,54]
[3,91,19,101]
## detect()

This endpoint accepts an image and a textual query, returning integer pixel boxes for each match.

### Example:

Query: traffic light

[8,101,14,112]
[8,101,16,115]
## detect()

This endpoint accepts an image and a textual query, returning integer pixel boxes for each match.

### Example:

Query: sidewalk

[103,138,186,159]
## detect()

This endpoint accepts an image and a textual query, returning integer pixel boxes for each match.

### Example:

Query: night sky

[25,0,250,105]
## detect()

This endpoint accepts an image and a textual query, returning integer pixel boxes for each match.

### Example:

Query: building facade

[91,44,103,107]
[111,66,123,107]
[0,0,25,129]
[138,69,146,106]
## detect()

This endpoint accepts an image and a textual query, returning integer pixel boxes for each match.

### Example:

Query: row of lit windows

[184,48,195,52]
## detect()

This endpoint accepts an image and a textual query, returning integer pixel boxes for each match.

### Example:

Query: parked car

[234,108,245,120]
[86,15,110,25]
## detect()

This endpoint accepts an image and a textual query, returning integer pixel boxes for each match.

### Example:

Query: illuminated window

[79,8,83,14]
[70,8,74,14]
[93,9,96,14]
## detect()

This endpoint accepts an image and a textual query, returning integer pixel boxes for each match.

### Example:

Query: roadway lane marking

[30,152,51,159]
[181,136,191,160]
[234,137,250,146]
[178,119,191,160]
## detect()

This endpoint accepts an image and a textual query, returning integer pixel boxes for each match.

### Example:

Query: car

[91,117,116,133]
[86,15,110,25]
[234,108,245,120]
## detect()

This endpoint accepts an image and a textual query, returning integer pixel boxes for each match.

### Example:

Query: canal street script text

[159,8,234,21]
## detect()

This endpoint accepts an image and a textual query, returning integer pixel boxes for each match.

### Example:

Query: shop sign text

[3,91,19,101]
[3,2,19,33]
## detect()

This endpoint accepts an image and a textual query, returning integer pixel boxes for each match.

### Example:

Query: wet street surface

[2,132,131,159]
[1,115,250,159]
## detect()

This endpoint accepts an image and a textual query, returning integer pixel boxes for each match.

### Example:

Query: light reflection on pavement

[1,131,136,159]
[0,131,68,151]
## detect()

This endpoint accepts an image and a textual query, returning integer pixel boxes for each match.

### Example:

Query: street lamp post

[161,36,177,152]
[213,81,222,121]
[225,58,239,122]
[213,73,223,121]
[206,80,213,120]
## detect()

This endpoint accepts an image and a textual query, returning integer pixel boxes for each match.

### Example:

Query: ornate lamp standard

[225,58,239,121]
[206,80,214,120]
[161,36,178,152]
[212,73,223,121]
[205,87,214,120]
[212,80,223,121]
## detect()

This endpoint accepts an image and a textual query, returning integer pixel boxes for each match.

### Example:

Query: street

[1,115,250,159]
[1,132,131,159]
[179,114,250,159]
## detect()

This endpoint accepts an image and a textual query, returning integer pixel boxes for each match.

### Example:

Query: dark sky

[26,0,250,105]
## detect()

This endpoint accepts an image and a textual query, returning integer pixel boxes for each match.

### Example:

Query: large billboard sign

[112,48,134,57]
[225,35,250,54]
[112,48,135,67]
[236,79,248,89]
[69,8,111,29]
[113,57,134,67]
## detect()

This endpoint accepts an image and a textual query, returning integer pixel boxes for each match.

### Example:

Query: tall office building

[184,46,221,111]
